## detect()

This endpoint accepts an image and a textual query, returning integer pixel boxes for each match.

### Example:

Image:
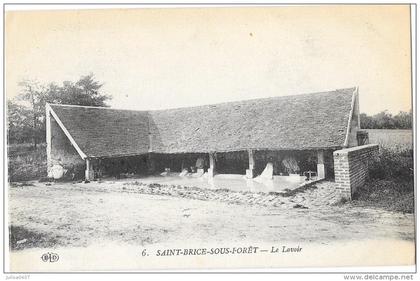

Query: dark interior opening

[151,153,209,173]
[92,149,335,179]
[98,155,148,177]
[215,151,248,174]
[253,150,318,176]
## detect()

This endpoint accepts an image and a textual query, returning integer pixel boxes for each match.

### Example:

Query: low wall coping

[333,144,379,156]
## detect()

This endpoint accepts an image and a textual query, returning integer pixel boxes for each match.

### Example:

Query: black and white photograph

[2,3,417,275]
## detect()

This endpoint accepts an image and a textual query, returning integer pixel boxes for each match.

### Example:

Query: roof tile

[50,87,355,157]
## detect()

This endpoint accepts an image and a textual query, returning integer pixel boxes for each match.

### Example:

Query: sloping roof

[49,87,356,158]
[149,88,355,153]
[49,105,150,158]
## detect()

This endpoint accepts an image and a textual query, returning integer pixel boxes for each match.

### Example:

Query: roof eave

[343,87,358,148]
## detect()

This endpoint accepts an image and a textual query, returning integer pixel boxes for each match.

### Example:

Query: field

[366,129,413,151]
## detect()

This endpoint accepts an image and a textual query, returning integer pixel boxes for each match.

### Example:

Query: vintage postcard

[3,4,416,274]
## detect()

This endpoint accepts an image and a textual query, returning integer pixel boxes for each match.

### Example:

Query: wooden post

[208,152,216,177]
[85,158,94,181]
[317,150,325,179]
[46,104,52,177]
[246,149,255,179]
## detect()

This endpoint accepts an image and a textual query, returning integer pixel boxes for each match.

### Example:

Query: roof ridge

[152,87,357,112]
[48,103,148,113]
[48,87,357,113]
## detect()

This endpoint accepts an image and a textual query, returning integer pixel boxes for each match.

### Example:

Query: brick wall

[333,144,379,200]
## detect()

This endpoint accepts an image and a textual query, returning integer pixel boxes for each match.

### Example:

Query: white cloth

[258,162,274,180]
[192,169,204,178]
[179,169,189,177]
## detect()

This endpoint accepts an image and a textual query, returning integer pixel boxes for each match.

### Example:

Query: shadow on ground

[9,225,60,251]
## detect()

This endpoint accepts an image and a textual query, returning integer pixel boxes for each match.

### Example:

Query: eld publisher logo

[41,252,59,263]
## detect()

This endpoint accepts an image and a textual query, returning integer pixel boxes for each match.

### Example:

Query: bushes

[354,147,414,213]
[8,144,47,182]
[369,147,413,182]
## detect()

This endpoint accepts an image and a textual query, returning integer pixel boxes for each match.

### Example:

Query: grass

[366,129,412,151]
[9,225,60,251]
[8,143,47,182]
[353,146,414,213]
[350,130,414,213]
[353,180,414,214]
[369,147,413,181]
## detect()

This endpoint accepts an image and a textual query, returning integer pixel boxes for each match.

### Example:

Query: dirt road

[8,180,414,248]
[7,180,415,271]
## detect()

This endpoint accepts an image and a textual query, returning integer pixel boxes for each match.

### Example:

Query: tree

[46,74,110,107]
[394,111,412,129]
[8,74,111,146]
[360,113,375,129]
[7,100,33,144]
[16,80,46,148]
[373,111,395,129]
[360,110,412,129]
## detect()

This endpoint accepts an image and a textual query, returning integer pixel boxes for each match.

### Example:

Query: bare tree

[17,80,46,148]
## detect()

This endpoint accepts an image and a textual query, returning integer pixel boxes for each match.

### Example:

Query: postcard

[4,4,415,273]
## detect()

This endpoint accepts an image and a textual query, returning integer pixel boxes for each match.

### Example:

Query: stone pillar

[208,152,216,177]
[85,158,94,181]
[317,150,325,179]
[246,149,255,179]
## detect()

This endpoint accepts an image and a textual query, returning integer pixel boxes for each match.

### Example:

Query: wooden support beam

[208,152,216,177]
[246,149,255,179]
[46,104,52,177]
[249,149,255,170]
[317,150,325,179]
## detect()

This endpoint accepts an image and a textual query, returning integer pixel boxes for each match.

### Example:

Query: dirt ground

[7,179,416,271]
[8,180,414,249]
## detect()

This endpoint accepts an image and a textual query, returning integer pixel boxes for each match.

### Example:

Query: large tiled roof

[50,87,356,158]
[50,105,150,158]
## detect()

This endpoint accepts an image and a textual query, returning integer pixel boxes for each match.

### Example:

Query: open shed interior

[97,155,149,178]
[84,149,335,180]
[215,151,249,174]
[151,153,209,173]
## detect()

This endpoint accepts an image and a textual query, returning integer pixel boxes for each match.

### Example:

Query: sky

[5,5,412,114]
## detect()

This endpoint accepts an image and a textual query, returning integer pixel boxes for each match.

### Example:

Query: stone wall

[333,144,379,199]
